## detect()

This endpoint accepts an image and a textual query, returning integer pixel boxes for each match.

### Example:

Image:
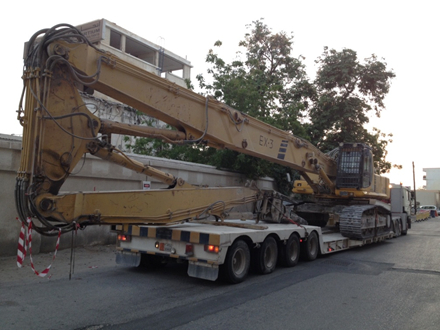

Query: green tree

[197,20,312,133]
[195,20,312,193]
[306,47,396,172]
[128,21,397,191]
[125,125,214,164]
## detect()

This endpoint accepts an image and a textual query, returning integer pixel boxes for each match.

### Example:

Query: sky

[2,0,438,189]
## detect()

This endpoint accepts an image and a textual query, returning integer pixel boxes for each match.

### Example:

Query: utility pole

[413,161,417,212]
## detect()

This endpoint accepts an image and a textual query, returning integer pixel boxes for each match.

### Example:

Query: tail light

[117,234,131,242]
[204,245,219,253]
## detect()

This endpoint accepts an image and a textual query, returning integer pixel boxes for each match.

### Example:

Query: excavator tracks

[339,205,390,240]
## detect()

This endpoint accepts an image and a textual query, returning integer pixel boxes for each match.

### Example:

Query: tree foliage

[197,20,312,133]
[194,20,313,193]
[124,117,215,164]
[306,47,396,171]
[127,20,397,192]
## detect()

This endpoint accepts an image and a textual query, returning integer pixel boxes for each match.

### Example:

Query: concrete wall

[0,134,274,256]
[415,189,440,208]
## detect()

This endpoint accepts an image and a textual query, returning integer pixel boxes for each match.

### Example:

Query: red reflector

[159,243,165,251]
[185,244,194,256]
[328,247,333,252]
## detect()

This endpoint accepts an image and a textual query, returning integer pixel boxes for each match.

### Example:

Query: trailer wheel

[279,234,300,267]
[255,236,278,274]
[221,240,250,284]
[300,231,319,261]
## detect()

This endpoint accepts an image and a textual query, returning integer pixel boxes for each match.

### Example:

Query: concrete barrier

[0,134,275,256]
[415,211,431,221]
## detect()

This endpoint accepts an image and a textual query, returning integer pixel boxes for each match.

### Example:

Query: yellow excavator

[15,24,390,240]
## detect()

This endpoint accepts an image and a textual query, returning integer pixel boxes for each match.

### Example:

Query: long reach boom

[16,24,389,239]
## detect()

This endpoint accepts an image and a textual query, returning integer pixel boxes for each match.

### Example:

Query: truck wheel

[255,236,278,274]
[394,219,401,237]
[401,219,408,235]
[221,240,250,284]
[300,231,319,261]
[402,218,411,235]
[279,234,300,267]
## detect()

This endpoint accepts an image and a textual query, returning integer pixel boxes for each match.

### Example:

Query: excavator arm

[16,25,338,235]
[16,25,387,237]
[45,40,336,177]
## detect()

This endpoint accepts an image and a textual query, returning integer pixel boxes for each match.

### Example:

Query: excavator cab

[335,143,389,199]
[292,142,389,200]
[335,143,373,190]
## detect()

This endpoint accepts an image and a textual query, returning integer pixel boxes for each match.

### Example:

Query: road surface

[1,219,440,330]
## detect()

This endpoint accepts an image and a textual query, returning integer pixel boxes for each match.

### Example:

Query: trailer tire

[221,240,250,284]
[279,234,300,267]
[255,236,278,274]
[300,231,319,261]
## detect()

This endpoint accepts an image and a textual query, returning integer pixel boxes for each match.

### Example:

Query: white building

[423,168,440,190]
[76,19,192,151]
[414,168,440,208]
[78,19,192,87]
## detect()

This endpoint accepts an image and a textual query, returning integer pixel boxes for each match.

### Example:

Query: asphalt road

[1,218,440,330]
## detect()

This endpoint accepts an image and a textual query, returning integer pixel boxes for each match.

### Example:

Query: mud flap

[116,251,141,267]
[188,261,218,281]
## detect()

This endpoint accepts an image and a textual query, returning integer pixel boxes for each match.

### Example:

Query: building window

[125,36,155,63]
[110,30,122,50]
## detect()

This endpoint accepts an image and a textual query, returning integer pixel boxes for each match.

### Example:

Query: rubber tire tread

[300,231,319,261]
[279,234,300,267]
[255,236,278,274]
[221,240,250,284]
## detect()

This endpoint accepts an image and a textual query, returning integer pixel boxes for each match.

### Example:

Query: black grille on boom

[336,146,362,188]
